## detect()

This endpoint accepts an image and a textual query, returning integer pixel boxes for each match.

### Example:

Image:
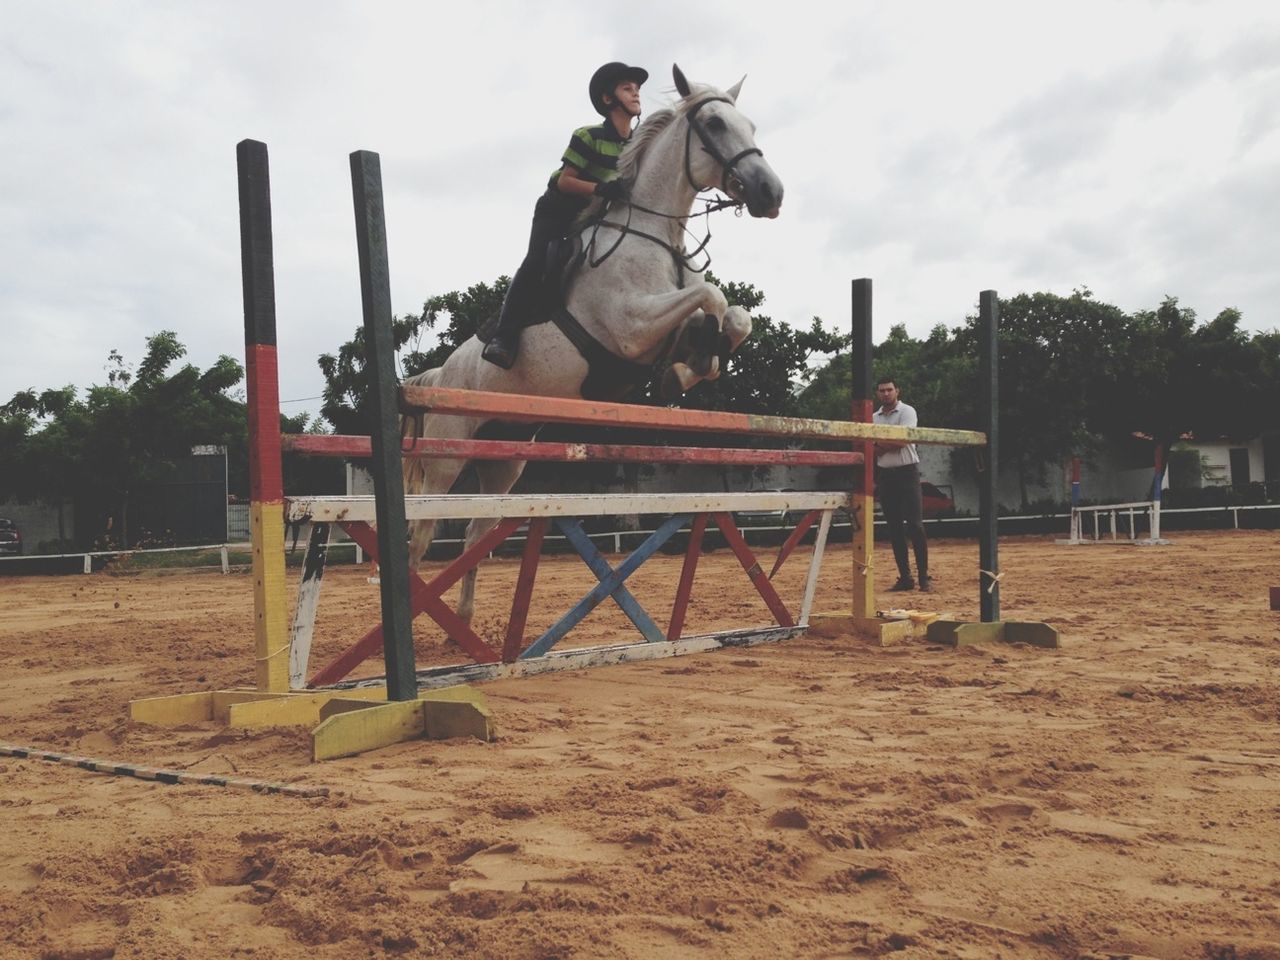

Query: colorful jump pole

[850,278,875,620]
[237,139,289,693]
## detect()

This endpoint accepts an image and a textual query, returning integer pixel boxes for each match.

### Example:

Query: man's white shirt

[872,402,921,468]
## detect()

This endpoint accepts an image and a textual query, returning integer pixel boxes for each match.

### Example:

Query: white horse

[403,64,784,625]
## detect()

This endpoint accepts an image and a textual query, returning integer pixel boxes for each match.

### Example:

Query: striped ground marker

[1,744,328,798]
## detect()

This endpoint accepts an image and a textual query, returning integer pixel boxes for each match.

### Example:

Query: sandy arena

[1,530,1278,959]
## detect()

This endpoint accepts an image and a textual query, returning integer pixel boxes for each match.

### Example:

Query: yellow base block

[808,612,923,646]
[130,691,215,725]
[310,686,495,761]
[131,684,497,763]
[312,699,426,761]
[925,620,1060,649]
[227,687,388,729]
[422,689,496,742]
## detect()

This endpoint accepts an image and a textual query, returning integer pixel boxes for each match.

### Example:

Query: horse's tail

[400,367,441,494]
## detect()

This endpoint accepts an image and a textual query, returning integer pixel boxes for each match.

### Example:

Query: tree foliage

[798,290,1279,506]
[2,333,247,546]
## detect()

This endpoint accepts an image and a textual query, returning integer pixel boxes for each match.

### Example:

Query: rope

[979,569,1003,594]
[1,743,329,798]
[254,642,291,664]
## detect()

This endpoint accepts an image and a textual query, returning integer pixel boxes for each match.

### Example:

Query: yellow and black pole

[237,139,289,693]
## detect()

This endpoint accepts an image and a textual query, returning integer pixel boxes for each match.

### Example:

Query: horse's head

[673,64,783,219]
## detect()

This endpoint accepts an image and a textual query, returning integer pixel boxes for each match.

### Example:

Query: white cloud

[2,0,1278,420]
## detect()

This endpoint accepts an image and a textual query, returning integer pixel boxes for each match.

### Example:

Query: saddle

[476,234,655,402]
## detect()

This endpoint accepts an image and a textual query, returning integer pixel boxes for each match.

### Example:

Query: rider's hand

[594,179,629,202]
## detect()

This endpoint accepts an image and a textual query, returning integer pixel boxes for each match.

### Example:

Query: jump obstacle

[128,140,1056,761]
[1057,459,1171,546]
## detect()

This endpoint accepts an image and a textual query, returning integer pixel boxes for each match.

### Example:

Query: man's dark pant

[878,462,928,582]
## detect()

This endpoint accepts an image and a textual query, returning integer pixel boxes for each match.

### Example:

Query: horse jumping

[401,65,785,624]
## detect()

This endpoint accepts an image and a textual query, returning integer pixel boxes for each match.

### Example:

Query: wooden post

[350,150,417,702]
[236,139,288,693]
[850,278,875,619]
[978,290,1000,623]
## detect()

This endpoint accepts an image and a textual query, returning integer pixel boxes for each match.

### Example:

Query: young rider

[482,61,648,369]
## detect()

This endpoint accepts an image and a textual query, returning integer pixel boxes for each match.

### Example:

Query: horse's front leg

[709,304,752,380]
[656,303,754,399]
[608,281,730,360]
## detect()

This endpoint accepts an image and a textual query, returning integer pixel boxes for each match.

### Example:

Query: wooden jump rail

[398,385,986,447]
[285,433,865,467]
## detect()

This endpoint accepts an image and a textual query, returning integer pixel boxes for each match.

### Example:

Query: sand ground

[1,530,1278,959]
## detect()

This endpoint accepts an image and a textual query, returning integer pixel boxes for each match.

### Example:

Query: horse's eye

[705,115,726,132]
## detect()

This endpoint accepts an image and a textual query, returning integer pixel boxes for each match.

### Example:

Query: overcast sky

[3,1,1277,422]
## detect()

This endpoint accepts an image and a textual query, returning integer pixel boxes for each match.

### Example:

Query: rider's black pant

[496,194,576,333]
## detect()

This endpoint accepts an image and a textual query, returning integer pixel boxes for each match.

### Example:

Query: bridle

[683,95,764,196]
[581,95,763,279]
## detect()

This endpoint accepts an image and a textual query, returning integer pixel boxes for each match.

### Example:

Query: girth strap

[551,307,655,402]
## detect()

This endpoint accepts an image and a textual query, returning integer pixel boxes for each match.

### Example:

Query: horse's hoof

[659,367,683,401]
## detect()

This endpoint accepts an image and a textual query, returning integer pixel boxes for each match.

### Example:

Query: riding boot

[482,294,524,370]
[482,326,520,370]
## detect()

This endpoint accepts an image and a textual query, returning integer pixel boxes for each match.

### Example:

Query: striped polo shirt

[542,122,627,216]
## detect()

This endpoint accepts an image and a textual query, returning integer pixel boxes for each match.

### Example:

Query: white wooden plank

[287,491,850,523]
[799,509,834,625]
[322,625,807,691]
[288,523,330,690]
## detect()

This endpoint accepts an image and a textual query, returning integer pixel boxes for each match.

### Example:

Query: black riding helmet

[589,62,648,116]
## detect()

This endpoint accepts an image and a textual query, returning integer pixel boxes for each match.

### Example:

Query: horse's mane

[616,90,723,180]
[616,107,676,180]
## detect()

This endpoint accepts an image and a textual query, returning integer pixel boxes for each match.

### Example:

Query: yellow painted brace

[251,501,289,692]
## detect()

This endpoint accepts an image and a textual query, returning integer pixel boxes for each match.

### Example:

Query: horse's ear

[673,64,691,98]
[727,75,746,102]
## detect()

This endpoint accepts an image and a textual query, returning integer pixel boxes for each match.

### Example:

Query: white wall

[0,500,75,550]
[1188,439,1266,487]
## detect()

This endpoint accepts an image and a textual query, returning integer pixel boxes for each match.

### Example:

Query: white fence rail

[3,502,1279,574]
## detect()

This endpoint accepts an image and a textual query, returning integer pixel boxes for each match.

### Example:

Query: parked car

[920,482,956,519]
[733,489,799,528]
[0,518,23,555]
[835,482,956,523]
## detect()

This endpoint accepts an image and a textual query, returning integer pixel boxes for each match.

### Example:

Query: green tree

[800,290,1138,507]
[953,289,1131,506]
[2,333,247,547]
[317,279,507,434]
[1123,299,1275,492]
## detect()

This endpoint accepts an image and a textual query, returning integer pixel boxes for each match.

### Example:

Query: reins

[579,94,758,280]
[583,195,740,278]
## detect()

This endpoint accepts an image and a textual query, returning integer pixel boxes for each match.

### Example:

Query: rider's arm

[556,164,600,198]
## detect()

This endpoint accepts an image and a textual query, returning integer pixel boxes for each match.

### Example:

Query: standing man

[873,376,931,592]
[482,61,648,369]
